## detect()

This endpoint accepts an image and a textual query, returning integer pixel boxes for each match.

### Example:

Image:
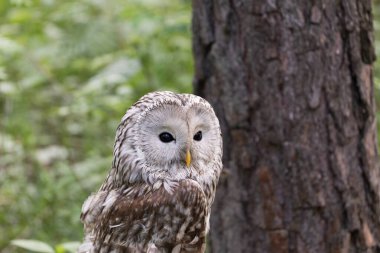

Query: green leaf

[11,239,55,253]
[56,241,81,253]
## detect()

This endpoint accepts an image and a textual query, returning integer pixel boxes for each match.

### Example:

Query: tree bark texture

[192,1,380,252]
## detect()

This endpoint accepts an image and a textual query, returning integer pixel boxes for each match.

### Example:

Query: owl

[78,91,223,253]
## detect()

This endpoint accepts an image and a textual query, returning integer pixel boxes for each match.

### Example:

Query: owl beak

[185,149,191,167]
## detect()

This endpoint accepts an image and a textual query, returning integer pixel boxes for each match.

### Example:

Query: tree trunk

[192,1,380,252]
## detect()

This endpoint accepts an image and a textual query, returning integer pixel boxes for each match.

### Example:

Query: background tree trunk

[192,1,380,252]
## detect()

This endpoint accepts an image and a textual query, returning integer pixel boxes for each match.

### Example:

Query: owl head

[112,91,222,189]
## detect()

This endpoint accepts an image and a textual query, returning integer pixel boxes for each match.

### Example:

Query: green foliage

[373,2,380,139]
[11,240,55,253]
[0,0,192,252]
[11,239,79,253]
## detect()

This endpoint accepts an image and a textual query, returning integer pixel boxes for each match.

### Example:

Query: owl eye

[159,132,175,143]
[193,131,202,141]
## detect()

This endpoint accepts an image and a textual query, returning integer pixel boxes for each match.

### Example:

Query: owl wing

[80,179,207,253]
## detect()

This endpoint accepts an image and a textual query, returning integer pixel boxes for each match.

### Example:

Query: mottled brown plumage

[78,91,222,253]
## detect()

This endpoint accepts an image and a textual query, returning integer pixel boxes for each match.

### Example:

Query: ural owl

[78,91,223,253]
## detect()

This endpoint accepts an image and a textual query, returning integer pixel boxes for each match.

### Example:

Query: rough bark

[192,0,380,252]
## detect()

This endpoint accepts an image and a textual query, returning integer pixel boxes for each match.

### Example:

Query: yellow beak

[185,150,191,167]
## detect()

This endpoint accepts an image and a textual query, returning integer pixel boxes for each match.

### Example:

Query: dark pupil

[193,131,202,141]
[159,132,175,143]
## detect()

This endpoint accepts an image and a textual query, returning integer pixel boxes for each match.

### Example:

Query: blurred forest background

[0,0,380,252]
[0,0,191,252]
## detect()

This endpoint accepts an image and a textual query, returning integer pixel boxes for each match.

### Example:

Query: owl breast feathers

[78,91,223,253]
